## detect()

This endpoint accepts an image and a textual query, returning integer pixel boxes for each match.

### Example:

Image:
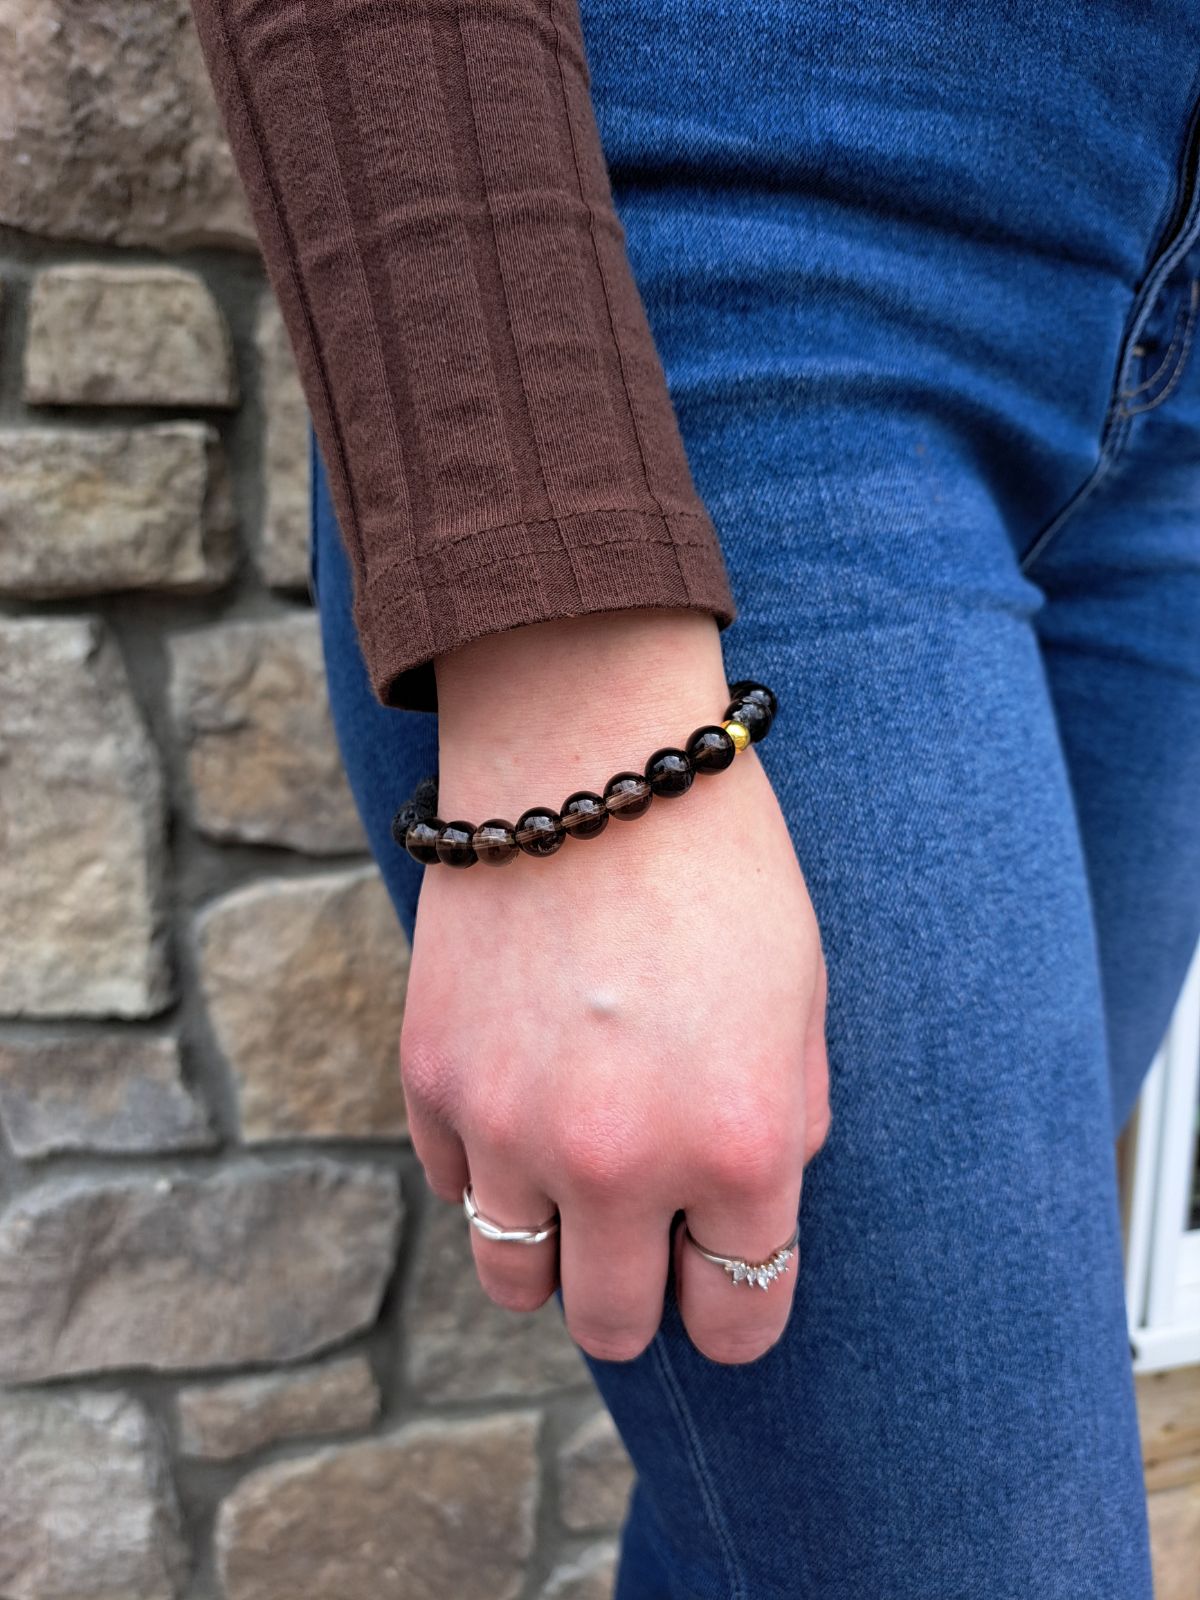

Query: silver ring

[683,1222,799,1289]
[462,1182,559,1245]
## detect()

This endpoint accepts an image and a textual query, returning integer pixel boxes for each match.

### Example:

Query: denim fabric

[310,4,1200,1593]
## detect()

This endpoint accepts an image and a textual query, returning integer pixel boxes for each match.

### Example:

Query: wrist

[433,609,730,815]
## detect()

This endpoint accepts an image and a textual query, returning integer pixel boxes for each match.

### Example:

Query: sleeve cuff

[354,505,738,712]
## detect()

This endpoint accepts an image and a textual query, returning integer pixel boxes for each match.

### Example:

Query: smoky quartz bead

[515,806,566,856]
[393,681,776,868]
[686,724,736,775]
[645,747,694,797]
[436,820,478,868]
[724,696,772,743]
[561,791,609,839]
[604,771,653,820]
[473,819,519,865]
[727,680,778,719]
[404,816,444,865]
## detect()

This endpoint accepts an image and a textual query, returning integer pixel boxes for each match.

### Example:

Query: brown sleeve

[188,0,736,711]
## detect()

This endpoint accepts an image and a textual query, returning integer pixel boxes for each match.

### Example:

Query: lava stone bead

[727,680,778,719]
[686,724,737,774]
[436,820,478,867]
[561,790,609,839]
[404,816,444,865]
[724,696,772,743]
[515,806,566,856]
[645,746,694,797]
[473,818,519,865]
[603,771,653,819]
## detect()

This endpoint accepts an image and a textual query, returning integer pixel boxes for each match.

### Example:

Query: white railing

[1125,939,1200,1372]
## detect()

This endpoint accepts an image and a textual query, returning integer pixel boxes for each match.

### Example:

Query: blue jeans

[310,3,1200,1593]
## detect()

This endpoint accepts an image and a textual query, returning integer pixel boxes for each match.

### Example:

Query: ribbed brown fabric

[189,0,737,711]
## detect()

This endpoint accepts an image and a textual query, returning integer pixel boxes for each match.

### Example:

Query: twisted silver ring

[683,1222,799,1290]
[462,1182,560,1245]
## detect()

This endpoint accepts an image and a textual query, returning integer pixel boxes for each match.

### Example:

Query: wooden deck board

[1138,1367,1200,1597]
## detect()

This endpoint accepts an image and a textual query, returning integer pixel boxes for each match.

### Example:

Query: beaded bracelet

[391,680,777,869]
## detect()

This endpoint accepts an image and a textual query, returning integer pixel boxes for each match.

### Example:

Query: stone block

[0,425,235,597]
[540,1542,619,1600]
[406,1200,586,1401]
[257,294,312,589]
[197,870,408,1142]
[558,1409,634,1533]
[0,1035,212,1157]
[0,618,171,1018]
[0,1159,401,1381]
[175,1355,380,1461]
[0,1388,188,1600]
[170,616,364,853]
[0,0,255,249]
[217,1413,540,1600]
[24,265,237,407]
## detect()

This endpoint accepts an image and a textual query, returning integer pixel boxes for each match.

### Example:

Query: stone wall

[0,5,627,1597]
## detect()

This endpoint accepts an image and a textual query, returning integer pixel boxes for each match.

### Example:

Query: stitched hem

[356,507,737,710]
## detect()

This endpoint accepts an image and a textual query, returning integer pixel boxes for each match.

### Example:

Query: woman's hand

[399,609,830,1365]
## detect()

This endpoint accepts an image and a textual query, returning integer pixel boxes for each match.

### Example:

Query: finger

[804,959,832,1160]
[675,1184,801,1365]
[464,1155,560,1314]
[559,1195,673,1362]
[406,1096,470,1204]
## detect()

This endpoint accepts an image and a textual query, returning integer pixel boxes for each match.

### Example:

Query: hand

[399,609,830,1364]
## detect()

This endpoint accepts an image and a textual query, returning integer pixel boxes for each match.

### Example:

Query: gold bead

[722,719,751,752]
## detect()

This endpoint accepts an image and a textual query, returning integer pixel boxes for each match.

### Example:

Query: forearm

[188,0,736,710]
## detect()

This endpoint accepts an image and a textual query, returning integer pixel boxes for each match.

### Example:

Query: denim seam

[1119,277,1200,416]
[1017,416,1129,574]
[1020,83,1200,572]
[1119,296,1189,398]
[1023,268,1199,573]
[648,1332,748,1600]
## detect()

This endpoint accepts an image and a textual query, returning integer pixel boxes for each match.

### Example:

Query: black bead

[603,771,653,820]
[727,680,778,719]
[561,791,609,840]
[436,820,478,868]
[686,724,737,775]
[724,696,772,743]
[515,806,566,856]
[404,816,444,865]
[473,819,518,866]
[645,746,694,797]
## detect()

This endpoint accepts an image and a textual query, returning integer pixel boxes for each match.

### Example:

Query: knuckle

[691,1325,783,1367]
[399,1034,456,1120]
[702,1124,794,1197]
[556,1118,651,1199]
[422,1172,463,1205]
[805,1105,833,1161]
[472,1102,527,1158]
[569,1323,655,1363]
[478,1273,553,1315]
